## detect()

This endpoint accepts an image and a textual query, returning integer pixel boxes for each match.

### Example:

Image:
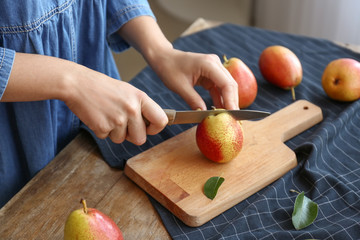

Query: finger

[104,113,127,143]
[175,81,207,110]
[213,63,239,110]
[108,125,127,144]
[125,111,147,146]
[203,56,239,110]
[141,97,168,135]
[208,86,224,109]
[195,55,239,109]
[212,65,239,109]
[219,82,239,110]
[93,130,109,140]
[88,120,112,140]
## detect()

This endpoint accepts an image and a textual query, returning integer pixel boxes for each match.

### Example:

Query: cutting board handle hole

[303,106,309,110]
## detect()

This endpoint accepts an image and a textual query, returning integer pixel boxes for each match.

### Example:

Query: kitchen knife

[163,109,271,125]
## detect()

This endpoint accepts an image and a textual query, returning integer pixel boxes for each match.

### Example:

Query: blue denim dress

[0,0,154,207]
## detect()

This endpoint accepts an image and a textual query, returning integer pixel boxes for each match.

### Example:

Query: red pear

[259,45,302,100]
[223,55,258,108]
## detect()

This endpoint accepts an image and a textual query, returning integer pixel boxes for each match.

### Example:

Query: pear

[223,55,258,108]
[64,199,123,240]
[196,110,244,163]
[259,45,303,100]
[322,58,360,102]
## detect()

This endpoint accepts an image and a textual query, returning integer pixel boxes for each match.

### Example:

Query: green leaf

[204,176,225,200]
[292,191,318,230]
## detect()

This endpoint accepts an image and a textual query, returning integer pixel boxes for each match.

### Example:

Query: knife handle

[164,109,176,125]
[143,109,176,126]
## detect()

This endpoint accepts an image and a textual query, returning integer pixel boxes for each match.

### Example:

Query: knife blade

[163,109,271,125]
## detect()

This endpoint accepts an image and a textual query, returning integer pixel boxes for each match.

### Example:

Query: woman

[0,0,238,207]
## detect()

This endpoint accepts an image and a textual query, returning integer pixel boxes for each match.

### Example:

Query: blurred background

[114,0,360,82]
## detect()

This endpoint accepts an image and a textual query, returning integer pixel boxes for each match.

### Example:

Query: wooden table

[0,131,169,239]
[1,18,359,239]
[0,18,214,240]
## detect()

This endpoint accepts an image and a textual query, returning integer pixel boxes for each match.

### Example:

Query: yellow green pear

[64,199,123,240]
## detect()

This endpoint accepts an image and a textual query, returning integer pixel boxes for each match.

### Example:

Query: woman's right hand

[3,52,168,145]
[64,64,169,145]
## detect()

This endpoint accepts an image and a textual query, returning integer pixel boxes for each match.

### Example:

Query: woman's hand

[64,64,168,144]
[118,16,239,111]
[3,52,168,145]
[150,49,239,110]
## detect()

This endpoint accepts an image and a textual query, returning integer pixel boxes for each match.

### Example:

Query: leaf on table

[291,191,318,230]
[204,176,225,200]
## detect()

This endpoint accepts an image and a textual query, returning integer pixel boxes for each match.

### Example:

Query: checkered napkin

[91,24,360,239]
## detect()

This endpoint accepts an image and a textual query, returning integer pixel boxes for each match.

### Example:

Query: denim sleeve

[106,0,156,52]
[0,47,15,100]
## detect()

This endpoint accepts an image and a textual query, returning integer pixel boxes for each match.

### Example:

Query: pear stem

[80,198,88,214]
[290,189,301,194]
[223,54,229,63]
[291,87,296,101]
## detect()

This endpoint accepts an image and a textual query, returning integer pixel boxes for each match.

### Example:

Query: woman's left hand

[152,49,239,111]
[117,16,238,111]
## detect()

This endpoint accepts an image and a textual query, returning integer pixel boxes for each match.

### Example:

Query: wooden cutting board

[124,100,323,227]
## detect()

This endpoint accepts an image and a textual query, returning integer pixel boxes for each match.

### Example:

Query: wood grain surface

[0,132,170,239]
[124,100,323,227]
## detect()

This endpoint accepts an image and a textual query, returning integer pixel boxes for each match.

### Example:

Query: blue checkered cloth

[91,24,360,239]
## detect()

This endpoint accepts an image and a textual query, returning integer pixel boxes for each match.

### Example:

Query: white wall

[154,0,252,26]
[254,0,360,45]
